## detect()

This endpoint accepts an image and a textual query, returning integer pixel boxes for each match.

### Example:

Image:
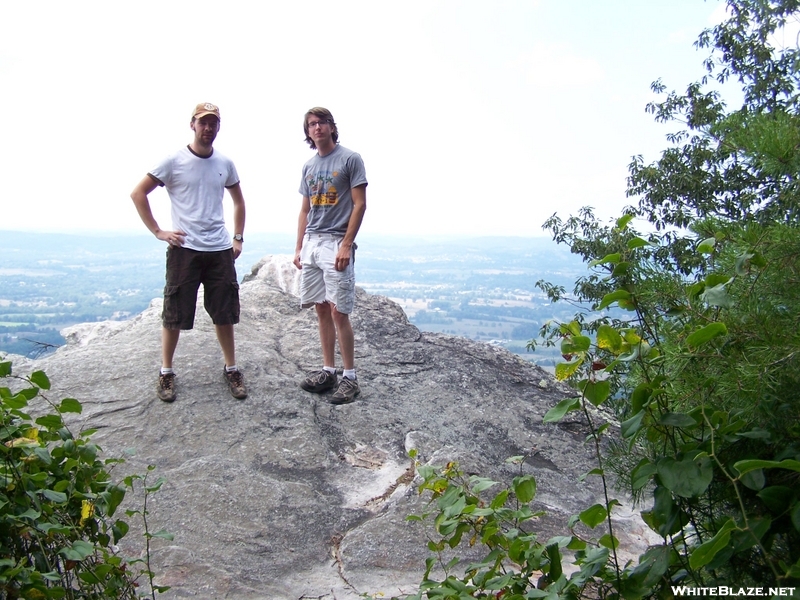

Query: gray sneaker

[157,372,176,403]
[300,369,337,393]
[330,377,360,405]
[224,367,248,400]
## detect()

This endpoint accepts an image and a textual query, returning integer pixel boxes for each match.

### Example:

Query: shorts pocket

[162,285,181,326]
[230,281,241,322]
[335,275,355,314]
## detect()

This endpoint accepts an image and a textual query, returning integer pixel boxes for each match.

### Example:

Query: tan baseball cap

[192,102,220,120]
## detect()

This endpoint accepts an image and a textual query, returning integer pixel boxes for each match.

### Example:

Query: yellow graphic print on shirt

[307,170,340,206]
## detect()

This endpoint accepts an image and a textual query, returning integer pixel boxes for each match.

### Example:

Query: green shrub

[0,360,170,599]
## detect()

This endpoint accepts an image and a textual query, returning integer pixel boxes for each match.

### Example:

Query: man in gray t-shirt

[293,107,367,405]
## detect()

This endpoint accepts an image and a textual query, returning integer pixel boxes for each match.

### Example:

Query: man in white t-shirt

[131,102,247,403]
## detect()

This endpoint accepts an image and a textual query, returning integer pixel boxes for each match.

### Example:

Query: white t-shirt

[149,146,240,251]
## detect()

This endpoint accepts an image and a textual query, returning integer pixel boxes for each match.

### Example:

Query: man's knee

[331,305,351,326]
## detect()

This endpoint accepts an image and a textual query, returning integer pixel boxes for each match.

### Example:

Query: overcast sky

[2,1,734,238]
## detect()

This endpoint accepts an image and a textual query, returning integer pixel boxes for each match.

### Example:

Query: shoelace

[229,371,243,386]
[160,374,174,390]
[338,378,357,392]
[311,371,330,384]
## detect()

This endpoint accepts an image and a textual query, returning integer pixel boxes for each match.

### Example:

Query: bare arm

[335,184,367,271]
[293,195,311,270]
[227,182,246,259]
[130,175,186,246]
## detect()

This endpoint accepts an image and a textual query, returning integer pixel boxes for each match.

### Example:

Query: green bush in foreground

[0,360,170,599]
[387,1,800,598]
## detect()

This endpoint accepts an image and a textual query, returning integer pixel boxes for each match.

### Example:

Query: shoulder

[331,146,365,170]
[149,147,186,177]
[302,152,321,169]
[210,148,234,164]
[336,145,362,160]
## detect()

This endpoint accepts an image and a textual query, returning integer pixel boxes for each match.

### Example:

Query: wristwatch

[233,234,244,242]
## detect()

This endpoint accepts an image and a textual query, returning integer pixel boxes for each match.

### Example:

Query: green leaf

[581,379,610,407]
[579,504,607,529]
[757,486,793,513]
[621,410,645,439]
[697,237,716,254]
[42,490,68,503]
[105,484,127,517]
[735,251,766,275]
[490,489,509,510]
[598,289,631,310]
[643,486,683,537]
[740,469,766,491]
[659,412,698,428]
[616,214,634,229]
[565,320,582,336]
[3,393,29,410]
[627,236,653,249]
[145,476,167,493]
[631,459,657,490]
[470,477,498,493]
[701,283,734,308]
[589,252,621,267]
[631,382,653,413]
[596,325,623,353]
[611,261,631,277]
[35,414,64,430]
[152,529,174,541]
[657,456,713,498]
[791,503,800,533]
[112,519,130,544]
[58,398,82,414]
[561,335,590,353]
[686,322,728,348]
[59,540,95,561]
[513,475,536,503]
[17,508,42,520]
[29,370,51,390]
[0,362,11,377]
[545,543,563,582]
[689,520,737,570]
[78,570,101,584]
[543,397,581,423]
[734,459,800,475]
[555,357,583,381]
[736,428,771,440]
[598,534,619,549]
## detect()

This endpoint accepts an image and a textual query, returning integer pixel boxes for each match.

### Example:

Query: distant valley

[0,231,588,368]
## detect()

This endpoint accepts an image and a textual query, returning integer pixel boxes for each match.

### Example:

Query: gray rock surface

[10,255,653,599]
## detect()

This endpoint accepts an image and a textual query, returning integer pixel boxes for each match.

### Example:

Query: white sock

[323,366,336,374]
[343,369,356,380]
[226,365,238,372]
[161,367,174,375]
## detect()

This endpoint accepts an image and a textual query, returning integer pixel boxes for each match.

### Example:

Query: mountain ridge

[6,255,650,599]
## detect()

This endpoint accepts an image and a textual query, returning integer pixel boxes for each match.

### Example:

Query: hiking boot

[330,377,360,405]
[157,372,176,403]
[300,369,337,393]
[224,367,248,400]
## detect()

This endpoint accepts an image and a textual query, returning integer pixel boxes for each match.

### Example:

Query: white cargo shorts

[299,233,356,314]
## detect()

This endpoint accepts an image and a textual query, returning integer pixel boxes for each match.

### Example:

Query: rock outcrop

[9,256,652,599]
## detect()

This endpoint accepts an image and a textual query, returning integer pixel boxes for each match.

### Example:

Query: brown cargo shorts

[162,246,240,330]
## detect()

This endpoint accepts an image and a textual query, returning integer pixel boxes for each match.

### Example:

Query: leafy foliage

[395,1,800,597]
[0,360,170,599]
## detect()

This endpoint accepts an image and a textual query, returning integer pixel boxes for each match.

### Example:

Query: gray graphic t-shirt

[298,145,367,235]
